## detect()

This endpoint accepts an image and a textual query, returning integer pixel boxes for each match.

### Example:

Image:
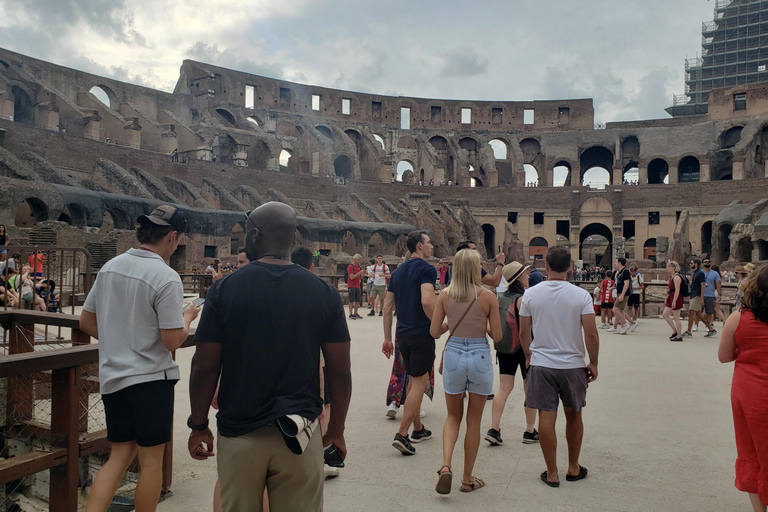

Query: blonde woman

[662,261,684,341]
[431,249,502,494]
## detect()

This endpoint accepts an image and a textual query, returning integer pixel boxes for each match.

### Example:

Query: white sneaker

[630,322,639,332]
[386,403,398,419]
[692,325,698,332]
[324,464,340,478]
[420,410,427,419]
[618,323,631,334]
[599,323,606,329]
[606,327,618,332]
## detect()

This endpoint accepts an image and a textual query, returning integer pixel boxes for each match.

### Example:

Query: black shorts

[348,287,361,304]
[102,379,177,447]
[397,336,435,377]
[600,302,613,309]
[497,349,528,379]
[628,294,640,307]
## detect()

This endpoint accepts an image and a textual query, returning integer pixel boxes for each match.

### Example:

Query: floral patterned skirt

[386,342,434,407]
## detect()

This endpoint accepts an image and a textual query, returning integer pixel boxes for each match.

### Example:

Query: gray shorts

[348,287,361,303]
[703,296,716,314]
[525,366,588,412]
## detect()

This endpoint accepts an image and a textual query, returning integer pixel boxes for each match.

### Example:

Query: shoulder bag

[438,287,478,375]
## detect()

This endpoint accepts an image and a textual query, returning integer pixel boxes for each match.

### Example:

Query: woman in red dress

[662,261,684,341]
[719,264,768,512]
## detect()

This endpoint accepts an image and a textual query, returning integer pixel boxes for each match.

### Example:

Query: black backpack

[677,273,690,297]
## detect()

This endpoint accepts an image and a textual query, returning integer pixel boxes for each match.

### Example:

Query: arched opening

[623,162,639,184]
[215,109,236,126]
[231,221,245,254]
[678,156,700,183]
[579,223,613,263]
[481,224,496,257]
[246,116,259,127]
[735,235,752,262]
[105,208,132,230]
[648,158,669,184]
[88,86,115,108]
[11,86,33,124]
[429,136,448,151]
[447,156,455,182]
[529,236,548,260]
[718,224,732,262]
[248,140,271,170]
[419,169,425,184]
[553,161,571,187]
[524,164,540,186]
[397,136,417,150]
[15,198,48,227]
[488,139,508,160]
[643,238,657,261]
[217,134,237,163]
[721,126,743,149]
[373,134,385,150]
[701,221,713,257]
[341,231,358,255]
[368,232,386,258]
[169,244,187,272]
[757,239,768,261]
[470,177,483,187]
[582,168,611,188]
[333,155,352,180]
[459,137,478,153]
[712,151,734,181]
[316,125,333,139]
[579,146,613,186]
[396,161,414,182]
[279,149,292,168]
[621,136,640,162]
[58,211,73,225]
[344,130,362,152]
[63,204,86,228]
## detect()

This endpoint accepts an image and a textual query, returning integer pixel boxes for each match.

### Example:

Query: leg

[613,307,625,328]
[749,494,766,512]
[398,373,427,435]
[695,310,713,331]
[442,392,464,470]
[86,442,138,512]
[266,429,323,512]
[213,480,221,512]
[462,393,487,483]
[218,430,269,512]
[491,374,515,430]
[686,309,694,333]
[662,307,675,332]
[523,380,537,432]
[673,310,682,337]
[538,411,559,483]
[563,407,584,477]
[134,444,166,512]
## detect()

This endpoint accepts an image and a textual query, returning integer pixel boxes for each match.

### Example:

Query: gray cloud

[186,42,286,81]
[438,48,489,78]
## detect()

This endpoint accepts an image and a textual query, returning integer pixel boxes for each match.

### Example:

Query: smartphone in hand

[324,444,345,468]
[184,297,205,310]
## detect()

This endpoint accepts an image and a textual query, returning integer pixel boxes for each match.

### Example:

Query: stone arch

[11,85,33,124]
[88,85,117,108]
[470,177,483,187]
[643,238,657,260]
[344,129,362,151]
[621,136,640,162]
[701,220,713,256]
[248,140,272,170]
[104,207,132,230]
[334,155,352,179]
[519,138,541,163]
[396,160,414,182]
[341,230,360,255]
[15,197,48,227]
[553,160,572,187]
[529,236,548,260]
[367,232,387,258]
[579,223,613,262]
[482,224,496,257]
[217,134,237,163]
[623,162,639,183]
[488,139,509,160]
[579,146,614,185]
[246,116,260,127]
[523,164,540,186]
[397,136,417,149]
[62,203,86,228]
[459,137,478,153]
[712,151,734,180]
[372,133,385,150]
[721,126,744,149]
[648,158,669,184]
[315,125,333,139]
[718,224,732,262]
[231,221,245,254]
[279,149,298,173]
[678,156,701,183]
[429,136,449,151]
[215,108,236,126]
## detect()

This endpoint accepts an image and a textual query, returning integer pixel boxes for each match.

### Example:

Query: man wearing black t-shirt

[445,240,505,288]
[612,257,633,335]
[383,230,437,455]
[188,202,352,511]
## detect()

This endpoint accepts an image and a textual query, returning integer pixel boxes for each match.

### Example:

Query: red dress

[731,309,768,504]
[664,275,683,310]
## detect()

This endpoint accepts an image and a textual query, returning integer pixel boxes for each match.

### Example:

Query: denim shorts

[442,336,493,395]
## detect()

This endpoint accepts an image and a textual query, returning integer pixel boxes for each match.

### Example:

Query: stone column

[638,166,648,185]
[733,160,744,180]
[700,163,711,182]
[613,167,623,185]
[667,164,679,184]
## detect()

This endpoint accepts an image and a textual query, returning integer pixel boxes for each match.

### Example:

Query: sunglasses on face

[244,213,263,236]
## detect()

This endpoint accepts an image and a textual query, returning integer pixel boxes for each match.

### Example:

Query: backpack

[677,273,690,297]
[495,292,523,355]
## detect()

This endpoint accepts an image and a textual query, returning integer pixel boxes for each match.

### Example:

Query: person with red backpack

[368,255,390,316]
[485,262,539,447]
[598,271,615,329]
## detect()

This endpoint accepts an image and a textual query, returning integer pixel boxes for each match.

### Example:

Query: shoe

[618,323,630,335]
[411,426,432,443]
[485,428,503,446]
[379,311,383,316]
[671,336,683,342]
[705,329,717,338]
[436,466,452,495]
[606,327,618,332]
[420,410,426,419]
[349,314,356,320]
[566,465,588,482]
[669,332,678,339]
[386,403,398,419]
[692,325,698,332]
[487,394,494,400]
[393,433,415,455]
[354,314,362,319]
[598,323,606,329]
[682,332,692,338]
[523,429,539,444]
[630,322,638,332]
[324,464,340,478]
[540,471,559,488]
[460,476,485,492]
[367,311,376,317]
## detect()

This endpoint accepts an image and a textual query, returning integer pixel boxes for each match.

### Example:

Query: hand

[210,268,223,281]
[495,252,506,265]
[183,303,202,323]
[322,431,347,461]
[382,339,394,359]
[188,428,214,460]
[525,353,531,368]
[619,294,625,302]
[586,363,598,382]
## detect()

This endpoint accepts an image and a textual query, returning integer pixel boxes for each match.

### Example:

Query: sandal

[540,471,559,487]
[566,465,588,482]
[435,465,452,495]
[460,476,485,492]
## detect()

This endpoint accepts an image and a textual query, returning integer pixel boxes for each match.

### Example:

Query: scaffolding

[667,0,768,117]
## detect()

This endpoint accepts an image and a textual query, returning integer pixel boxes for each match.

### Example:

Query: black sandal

[540,471,559,487]
[566,465,588,482]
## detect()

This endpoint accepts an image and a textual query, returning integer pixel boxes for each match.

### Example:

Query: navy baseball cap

[137,205,188,233]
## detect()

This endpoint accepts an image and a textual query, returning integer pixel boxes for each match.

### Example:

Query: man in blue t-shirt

[383,230,437,455]
[683,258,714,337]
[701,258,721,336]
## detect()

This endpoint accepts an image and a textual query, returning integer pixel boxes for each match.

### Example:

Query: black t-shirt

[690,268,705,298]
[194,261,350,437]
[615,268,631,296]
[387,257,438,338]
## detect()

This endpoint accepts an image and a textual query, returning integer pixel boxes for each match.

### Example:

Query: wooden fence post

[49,366,79,512]
[8,320,34,424]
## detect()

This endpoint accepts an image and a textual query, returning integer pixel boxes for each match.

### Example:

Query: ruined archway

[582,168,611,188]
[678,156,700,183]
[333,155,352,179]
[721,126,743,149]
[524,164,540,186]
[529,236,548,260]
[279,149,294,172]
[215,109,236,126]
[367,232,387,258]
[11,86,33,124]
[623,162,639,184]
[248,140,271,170]
[396,160,414,182]
[217,134,237,163]
[718,224,732,262]
[579,223,613,262]
[231,221,245,254]
[701,220,713,257]
[643,238,657,261]
[488,139,508,160]
[429,136,448,151]
[712,151,734,181]
[648,158,669,184]
[470,177,483,187]
[553,161,572,187]
[63,203,86,228]
[316,125,333,139]
[341,230,359,255]
[15,197,48,227]
[482,224,496,257]
[459,137,478,153]
[105,207,132,230]
[579,146,613,185]
[344,129,362,152]
[89,85,117,108]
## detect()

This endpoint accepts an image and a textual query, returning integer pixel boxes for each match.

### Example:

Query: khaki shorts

[689,296,702,311]
[370,284,387,299]
[614,295,629,310]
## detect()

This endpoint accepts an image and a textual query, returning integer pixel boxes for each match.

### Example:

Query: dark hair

[2,267,15,279]
[369,258,376,265]
[406,230,427,253]
[376,254,383,259]
[546,245,571,273]
[617,257,626,266]
[504,278,526,297]
[456,240,475,252]
[237,247,246,254]
[291,246,314,270]
[136,223,175,245]
[11,253,20,260]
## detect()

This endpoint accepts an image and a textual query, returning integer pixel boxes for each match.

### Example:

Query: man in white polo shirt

[520,245,599,488]
[79,205,200,512]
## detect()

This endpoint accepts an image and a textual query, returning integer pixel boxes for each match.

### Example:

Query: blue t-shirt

[702,269,720,297]
[387,257,438,338]
[690,269,705,298]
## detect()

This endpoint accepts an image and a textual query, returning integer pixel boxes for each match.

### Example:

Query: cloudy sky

[0,0,717,122]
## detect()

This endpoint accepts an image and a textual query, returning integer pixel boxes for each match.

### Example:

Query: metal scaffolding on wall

[667,0,768,117]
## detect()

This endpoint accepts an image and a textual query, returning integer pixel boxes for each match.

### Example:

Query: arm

[420,282,436,321]
[485,291,502,343]
[716,279,722,297]
[481,252,506,287]
[673,275,682,303]
[187,341,221,460]
[429,292,449,339]
[520,315,532,365]
[382,291,396,358]
[718,310,741,363]
[78,310,98,339]
[700,280,706,299]
[160,305,200,351]
[322,341,352,459]
[582,313,599,382]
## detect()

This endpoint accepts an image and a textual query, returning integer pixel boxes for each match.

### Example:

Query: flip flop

[566,465,588,482]
[435,465,452,495]
[460,476,485,492]
[540,471,559,487]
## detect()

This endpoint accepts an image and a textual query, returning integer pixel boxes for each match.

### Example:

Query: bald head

[245,202,298,261]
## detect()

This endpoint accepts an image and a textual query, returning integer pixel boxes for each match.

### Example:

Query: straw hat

[734,265,747,275]
[502,261,531,286]
[745,262,756,273]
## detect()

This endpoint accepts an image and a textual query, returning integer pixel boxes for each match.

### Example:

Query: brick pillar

[668,164,679,184]
[638,166,648,185]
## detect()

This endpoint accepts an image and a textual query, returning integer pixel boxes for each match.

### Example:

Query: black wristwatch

[187,415,209,431]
